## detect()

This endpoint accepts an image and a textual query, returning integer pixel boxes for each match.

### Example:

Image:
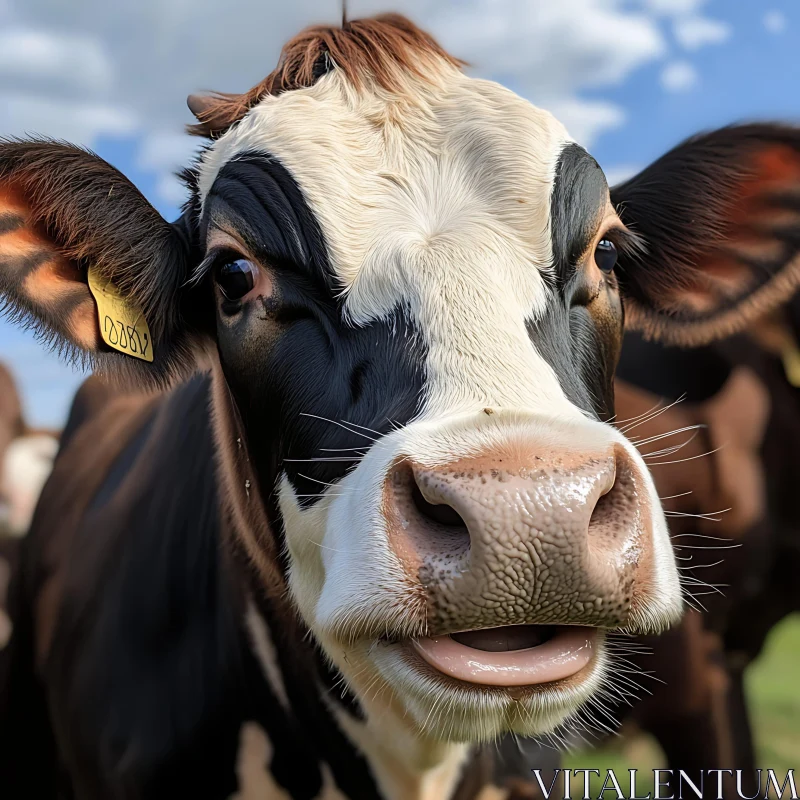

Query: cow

[2,13,800,800]
[0,364,59,539]
[0,363,58,648]
[598,318,800,797]
[0,363,25,645]
[0,364,23,471]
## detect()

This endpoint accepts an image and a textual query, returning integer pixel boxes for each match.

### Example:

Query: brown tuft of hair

[187,13,464,139]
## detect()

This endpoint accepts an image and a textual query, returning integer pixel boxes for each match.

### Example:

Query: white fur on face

[201,61,682,743]
[199,64,578,420]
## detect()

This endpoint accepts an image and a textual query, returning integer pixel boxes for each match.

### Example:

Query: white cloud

[0,92,136,143]
[764,10,787,34]
[544,99,626,148]
[0,0,678,185]
[602,163,642,186]
[137,132,201,204]
[0,0,729,196]
[660,60,698,92]
[430,1,665,91]
[673,15,731,49]
[154,173,189,207]
[137,132,198,171]
[643,0,705,16]
[0,28,113,92]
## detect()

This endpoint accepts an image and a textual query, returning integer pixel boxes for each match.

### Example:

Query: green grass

[561,614,800,794]
[747,614,800,770]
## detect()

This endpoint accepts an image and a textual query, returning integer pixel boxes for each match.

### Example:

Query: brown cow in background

[0,363,58,648]
[591,315,800,797]
[0,364,25,481]
[0,363,59,539]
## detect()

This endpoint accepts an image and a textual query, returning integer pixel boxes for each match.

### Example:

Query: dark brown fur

[613,126,800,346]
[0,363,24,473]
[186,13,465,138]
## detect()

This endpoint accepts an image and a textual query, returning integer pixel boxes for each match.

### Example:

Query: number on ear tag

[87,266,154,362]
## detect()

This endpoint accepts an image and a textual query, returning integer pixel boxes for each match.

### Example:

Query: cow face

[3,15,800,744]
[192,56,674,741]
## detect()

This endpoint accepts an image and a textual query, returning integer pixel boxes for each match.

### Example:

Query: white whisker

[647,446,723,467]
[630,424,705,448]
[660,491,692,501]
[299,412,380,442]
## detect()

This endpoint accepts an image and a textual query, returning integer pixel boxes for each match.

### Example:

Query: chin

[354,625,611,742]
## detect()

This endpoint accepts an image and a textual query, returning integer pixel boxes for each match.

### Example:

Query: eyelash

[189,245,261,291]
[599,225,642,259]
[191,228,640,289]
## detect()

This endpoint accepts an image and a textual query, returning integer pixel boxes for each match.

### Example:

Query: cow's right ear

[0,139,204,386]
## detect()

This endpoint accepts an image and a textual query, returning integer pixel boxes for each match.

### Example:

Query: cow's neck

[245,587,474,800]
[208,364,479,800]
[325,685,474,800]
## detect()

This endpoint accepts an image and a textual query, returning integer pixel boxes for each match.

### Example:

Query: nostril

[588,487,616,530]
[587,451,634,540]
[385,464,472,585]
[411,481,467,528]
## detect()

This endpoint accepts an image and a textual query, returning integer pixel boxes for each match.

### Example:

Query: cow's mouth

[410,625,597,687]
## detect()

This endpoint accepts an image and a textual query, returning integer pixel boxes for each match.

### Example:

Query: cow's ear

[612,124,800,346]
[0,139,203,386]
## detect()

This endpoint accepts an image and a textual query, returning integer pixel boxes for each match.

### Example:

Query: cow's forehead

[197,66,572,305]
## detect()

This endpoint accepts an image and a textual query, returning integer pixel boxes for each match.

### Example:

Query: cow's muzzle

[384,443,652,647]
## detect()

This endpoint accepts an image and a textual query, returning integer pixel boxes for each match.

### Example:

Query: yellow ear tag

[781,344,800,388]
[87,266,154,362]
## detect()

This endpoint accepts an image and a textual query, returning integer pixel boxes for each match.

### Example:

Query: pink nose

[384,445,652,635]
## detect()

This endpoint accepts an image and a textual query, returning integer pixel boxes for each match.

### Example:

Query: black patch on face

[202,153,335,293]
[527,300,619,420]
[204,153,426,507]
[527,143,619,419]
[550,143,608,284]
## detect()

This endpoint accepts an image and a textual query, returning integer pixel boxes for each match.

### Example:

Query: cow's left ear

[0,139,204,387]
[612,124,800,346]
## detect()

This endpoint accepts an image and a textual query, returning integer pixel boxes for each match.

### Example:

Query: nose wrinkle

[388,453,645,635]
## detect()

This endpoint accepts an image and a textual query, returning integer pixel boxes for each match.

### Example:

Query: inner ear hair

[612,123,800,346]
[0,139,200,386]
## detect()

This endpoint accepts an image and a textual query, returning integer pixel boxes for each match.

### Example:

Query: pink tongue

[412,626,596,686]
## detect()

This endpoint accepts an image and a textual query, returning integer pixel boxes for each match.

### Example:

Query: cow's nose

[385,446,649,634]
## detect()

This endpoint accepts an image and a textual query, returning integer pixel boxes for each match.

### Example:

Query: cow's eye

[594,239,618,273]
[215,258,257,301]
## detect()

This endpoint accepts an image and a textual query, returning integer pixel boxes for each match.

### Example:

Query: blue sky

[590,2,799,169]
[1,0,797,427]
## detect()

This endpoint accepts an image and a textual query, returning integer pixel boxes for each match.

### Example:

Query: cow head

[3,15,800,743]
